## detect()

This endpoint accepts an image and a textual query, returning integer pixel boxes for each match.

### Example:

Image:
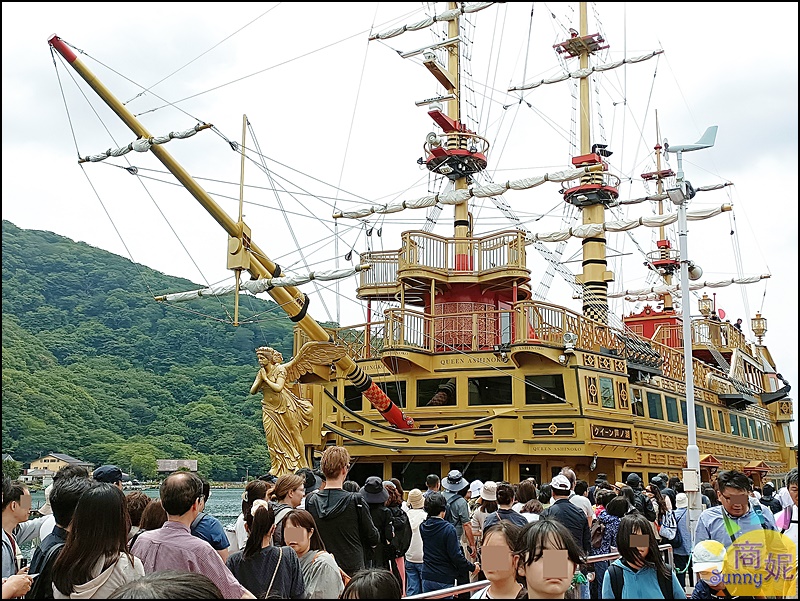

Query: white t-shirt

[777,487,793,509]
[234,512,247,550]
[569,494,594,521]
[776,504,798,547]
[38,514,56,540]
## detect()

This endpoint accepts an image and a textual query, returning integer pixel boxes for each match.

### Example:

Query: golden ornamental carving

[617,382,629,409]
[586,376,598,405]
[584,354,597,367]
[599,356,612,371]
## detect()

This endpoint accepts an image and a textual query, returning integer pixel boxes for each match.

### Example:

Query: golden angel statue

[250,342,346,477]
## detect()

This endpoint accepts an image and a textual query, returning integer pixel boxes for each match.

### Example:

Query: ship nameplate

[591,425,632,441]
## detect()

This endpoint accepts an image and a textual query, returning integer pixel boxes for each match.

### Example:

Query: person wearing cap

[360,476,393,571]
[93,465,123,490]
[588,473,608,506]
[540,475,591,555]
[469,481,498,562]
[625,473,658,522]
[295,468,322,511]
[759,482,783,514]
[672,492,692,588]
[305,446,379,579]
[694,469,775,548]
[404,489,428,597]
[441,470,477,596]
[468,480,484,513]
[690,539,733,599]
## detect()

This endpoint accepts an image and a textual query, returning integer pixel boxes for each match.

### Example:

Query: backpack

[590,518,606,549]
[388,508,412,558]
[443,493,461,527]
[608,562,673,599]
[25,542,65,600]
[658,509,682,549]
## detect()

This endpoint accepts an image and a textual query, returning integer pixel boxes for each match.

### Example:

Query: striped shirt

[131,520,247,598]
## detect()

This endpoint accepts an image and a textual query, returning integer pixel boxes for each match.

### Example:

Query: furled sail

[614,183,733,206]
[156,265,370,303]
[524,204,731,243]
[508,51,663,92]
[609,274,771,300]
[333,166,602,219]
[369,2,494,40]
[78,124,211,163]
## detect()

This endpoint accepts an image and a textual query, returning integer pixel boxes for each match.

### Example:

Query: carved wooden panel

[617,382,629,410]
[586,376,598,405]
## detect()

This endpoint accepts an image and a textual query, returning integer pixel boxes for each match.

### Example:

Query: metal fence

[403,544,675,599]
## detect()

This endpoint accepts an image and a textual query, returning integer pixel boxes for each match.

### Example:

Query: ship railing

[404,544,675,599]
[358,250,399,288]
[294,321,386,361]
[399,230,527,274]
[515,300,733,389]
[560,170,621,193]
[385,307,514,352]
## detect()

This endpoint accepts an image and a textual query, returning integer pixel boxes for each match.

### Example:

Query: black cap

[258,474,278,484]
[93,465,122,484]
[626,473,642,487]
[296,468,322,494]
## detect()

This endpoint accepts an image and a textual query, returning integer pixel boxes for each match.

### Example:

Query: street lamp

[665,125,717,550]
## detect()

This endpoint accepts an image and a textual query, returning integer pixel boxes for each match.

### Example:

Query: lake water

[20,488,244,560]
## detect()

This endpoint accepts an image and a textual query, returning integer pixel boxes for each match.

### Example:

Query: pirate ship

[48,2,796,490]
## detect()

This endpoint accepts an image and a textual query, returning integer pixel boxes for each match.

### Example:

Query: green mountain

[1,219,300,480]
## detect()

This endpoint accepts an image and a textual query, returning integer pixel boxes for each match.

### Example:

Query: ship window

[468,377,512,406]
[695,404,706,429]
[767,425,774,442]
[337,385,362,412]
[730,413,739,436]
[739,416,749,437]
[417,378,456,407]
[718,410,727,433]
[519,464,542,484]
[376,380,407,408]
[748,419,758,439]
[599,377,615,408]
[450,461,504,485]
[706,407,715,431]
[525,375,566,404]
[631,388,645,417]
[348,462,384,484]
[757,422,764,441]
[680,400,688,425]
[646,392,664,420]
[391,461,441,492]
[665,396,679,423]
[782,423,794,446]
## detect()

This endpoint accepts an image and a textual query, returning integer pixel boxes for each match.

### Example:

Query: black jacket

[632,489,658,522]
[759,494,783,515]
[542,498,591,553]
[305,488,379,576]
[367,502,394,569]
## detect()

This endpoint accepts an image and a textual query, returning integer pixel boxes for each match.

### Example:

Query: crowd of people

[2,451,797,599]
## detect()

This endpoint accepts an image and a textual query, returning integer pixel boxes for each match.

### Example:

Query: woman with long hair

[601,513,683,599]
[588,495,625,599]
[128,500,167,549]
[537,484,552,510]
[512,519,585,600]
[225,499,305,599]
[471,521,525,599]
[469,481,498,561]
[281,508,345,599]
[233,479,270,551]
[384,480,410,593]
[645,484,668,541]
[512,479,538,513]
[269,474,305,545]
[51,482,144,599]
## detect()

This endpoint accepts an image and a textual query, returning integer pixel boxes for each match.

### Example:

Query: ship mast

[557,3,617,324]
[48,35,414,431]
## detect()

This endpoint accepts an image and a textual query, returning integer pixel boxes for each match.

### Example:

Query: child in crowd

[601,513,684,599]
[340,568,402,599]
[513,518,585,600]
[471,521,525,599]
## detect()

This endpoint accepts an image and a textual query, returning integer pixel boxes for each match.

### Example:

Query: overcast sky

[2,2,797,425]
